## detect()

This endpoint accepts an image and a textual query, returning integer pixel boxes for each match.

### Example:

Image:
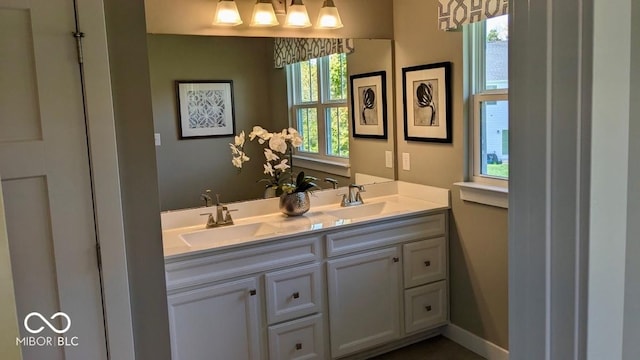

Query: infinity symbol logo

[24,312,71,334]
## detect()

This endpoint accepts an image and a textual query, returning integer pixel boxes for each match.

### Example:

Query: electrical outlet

[154,133,161,146]
[402,152,411,171]
[385,151,393,168]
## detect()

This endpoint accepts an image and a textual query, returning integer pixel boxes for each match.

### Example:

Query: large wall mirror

[147,34,397,210]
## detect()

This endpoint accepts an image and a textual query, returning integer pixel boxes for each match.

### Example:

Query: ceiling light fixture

[316,0,343,29]
[250,0,279,27]
[213,0,243,26]
[284,0,311,28]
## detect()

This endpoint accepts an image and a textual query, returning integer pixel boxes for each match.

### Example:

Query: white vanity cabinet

[164,209,449,360]
[167,277,262,360]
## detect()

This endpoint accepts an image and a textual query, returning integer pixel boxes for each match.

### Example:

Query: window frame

[286,55,351,176]
[468,18,509,189]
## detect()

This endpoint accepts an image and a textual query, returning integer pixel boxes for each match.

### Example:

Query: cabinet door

[168,278,262,360]
[327,247,401,357]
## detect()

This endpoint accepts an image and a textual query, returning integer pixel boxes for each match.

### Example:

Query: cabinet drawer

[165,235,321,292]
[326,213,445,257]
[404,281,448,334]
[268,314,324,360]
[265,264,322,324]
[403,237,446,288]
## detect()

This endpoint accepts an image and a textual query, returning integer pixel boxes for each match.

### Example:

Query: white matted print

[350,71,387,139]
[176,80,236,139]
[402,63,452,143]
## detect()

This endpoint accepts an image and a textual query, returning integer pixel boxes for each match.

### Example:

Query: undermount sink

[323,202,394,220]
[180,222,279,247]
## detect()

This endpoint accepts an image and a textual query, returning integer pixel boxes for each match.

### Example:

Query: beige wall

[348,39,395,183]
[393,0,508,348]
[103,0,171,358]
[145,0,393,39]
[148,35,287,209]
[0,182,21,360]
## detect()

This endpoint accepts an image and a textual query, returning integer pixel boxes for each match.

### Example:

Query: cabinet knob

[424,260,431,267]
[292,292,300,299]
[295,343,302,350]
[425,305,432,312]
[249,289,257,296]
[392,257,399,263]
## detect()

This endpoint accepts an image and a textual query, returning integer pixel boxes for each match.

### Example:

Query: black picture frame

[402,62,452,143]
[350,71,388,139]
[175,80,236,139]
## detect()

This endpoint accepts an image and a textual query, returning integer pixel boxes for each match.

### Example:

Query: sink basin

[323,202,394,220]
[180,223,279,247]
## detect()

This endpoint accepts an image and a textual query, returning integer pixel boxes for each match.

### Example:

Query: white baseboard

[443,324,509,360]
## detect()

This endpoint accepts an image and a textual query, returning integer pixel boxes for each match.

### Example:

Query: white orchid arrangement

[230,126,317,196]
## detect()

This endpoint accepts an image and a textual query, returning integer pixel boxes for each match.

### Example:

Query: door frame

[74,0,135,358]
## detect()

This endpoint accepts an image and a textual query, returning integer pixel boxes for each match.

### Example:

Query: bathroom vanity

[161,181,450,360]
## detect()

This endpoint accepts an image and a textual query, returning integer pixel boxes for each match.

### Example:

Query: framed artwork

[175,80,236,139]
[402,62,452,143]
[350,71,387,139]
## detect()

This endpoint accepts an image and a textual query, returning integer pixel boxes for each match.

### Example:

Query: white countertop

[162,181,450,259]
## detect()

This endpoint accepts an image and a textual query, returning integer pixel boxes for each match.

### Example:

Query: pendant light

[284,0,311,28]
[213,0,243,26]
[250,0,279,27]
[316,0,343,29]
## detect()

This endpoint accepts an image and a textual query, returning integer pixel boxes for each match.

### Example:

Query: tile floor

[369,336,486,360]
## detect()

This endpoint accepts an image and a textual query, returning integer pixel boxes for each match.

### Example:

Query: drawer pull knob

[295,343,302,350]
[425,305,432,312]
[424,260,431,267]
[392,257,399,263]
[249,289,257,296]
[292,292,300,299]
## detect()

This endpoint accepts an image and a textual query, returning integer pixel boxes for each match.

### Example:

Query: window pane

[327,53,347,101]
[298,59,318,103]
[297,108,318,153]
[485,15,508,90]
[480,100,508,178]
[326,106,349,157]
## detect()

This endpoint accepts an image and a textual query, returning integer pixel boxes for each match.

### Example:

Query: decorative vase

[279,192,310,216]
[264,186,277,199]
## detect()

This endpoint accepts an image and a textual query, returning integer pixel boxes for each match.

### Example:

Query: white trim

[443,324,509,360]
[454,182,508,209]
[293,155,351,177]
[77,0,135,358]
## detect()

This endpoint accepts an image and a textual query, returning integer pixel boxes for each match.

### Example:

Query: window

[287,53,350,175]
[469,15,509,187]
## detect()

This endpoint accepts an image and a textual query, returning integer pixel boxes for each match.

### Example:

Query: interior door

[0,0,107,359]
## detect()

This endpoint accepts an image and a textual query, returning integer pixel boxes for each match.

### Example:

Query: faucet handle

[200,213,216,228]
[215,193,222,205]
[222,207,238,223]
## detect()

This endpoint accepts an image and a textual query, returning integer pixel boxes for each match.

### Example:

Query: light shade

[284,0,311,28]
[213,0,243,26]
[316,0,343,29]
[250,0,279,27]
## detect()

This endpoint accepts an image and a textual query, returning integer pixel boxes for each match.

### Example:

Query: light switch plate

[402,152,411,171]
[154,133,161,146]
[385,151,393,168]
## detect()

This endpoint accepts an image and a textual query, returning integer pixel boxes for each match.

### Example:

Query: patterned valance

[274,38,355,68]
[438,0,508,31]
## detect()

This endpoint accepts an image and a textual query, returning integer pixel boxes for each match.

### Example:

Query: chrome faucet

[341,184,365,207]
[200,194,236,228]
[200,189,213,207]
[324,177,339,189]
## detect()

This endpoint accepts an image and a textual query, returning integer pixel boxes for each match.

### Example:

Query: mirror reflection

[148,35,396,210]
